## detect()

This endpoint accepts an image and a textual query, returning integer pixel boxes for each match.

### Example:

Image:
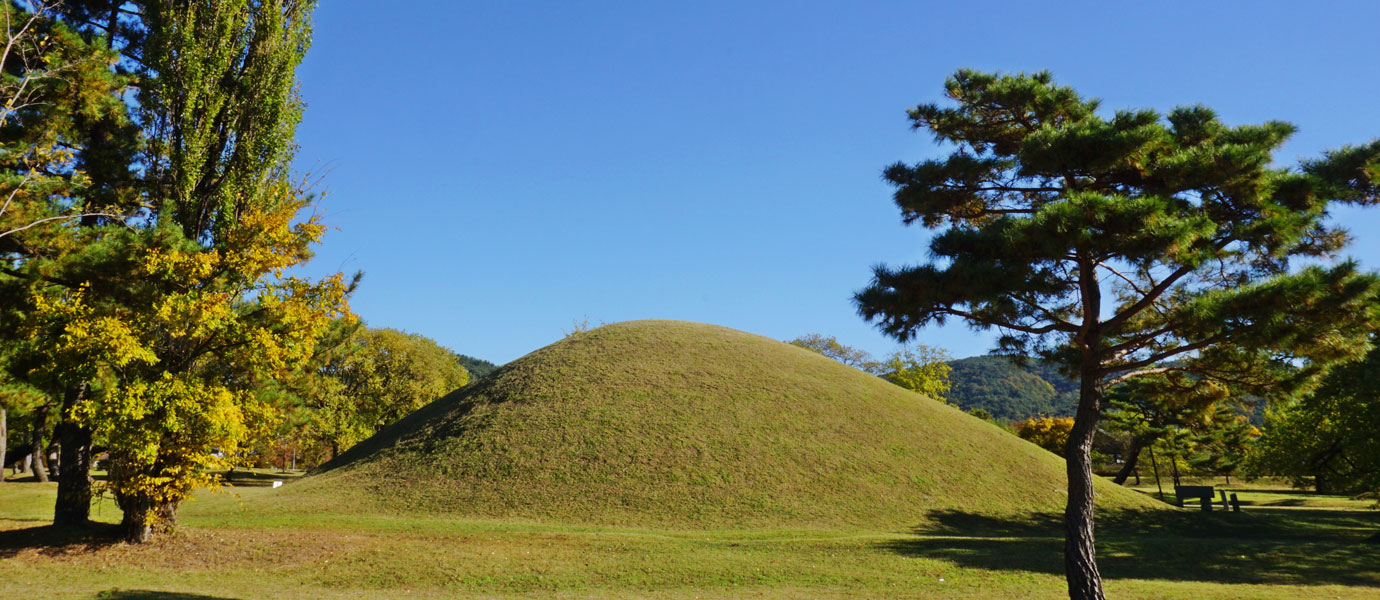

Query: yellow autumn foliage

[24,183,352,532]
[1015,416,1076,456]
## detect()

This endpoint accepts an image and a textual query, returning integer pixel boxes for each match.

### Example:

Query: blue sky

[290,1,1380,364]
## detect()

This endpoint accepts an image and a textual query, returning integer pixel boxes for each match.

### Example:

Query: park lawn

[1126,479,1377,510]
[2,478,1378,600]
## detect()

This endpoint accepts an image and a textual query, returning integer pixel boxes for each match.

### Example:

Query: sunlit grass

[3,475,1378,599]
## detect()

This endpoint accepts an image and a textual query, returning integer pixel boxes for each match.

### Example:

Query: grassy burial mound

[281,320,1159,529]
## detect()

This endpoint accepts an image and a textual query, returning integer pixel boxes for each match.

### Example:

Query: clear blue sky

[290,0,1380,364]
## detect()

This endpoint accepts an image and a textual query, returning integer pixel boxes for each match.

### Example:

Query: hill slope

[281,321,1159,529]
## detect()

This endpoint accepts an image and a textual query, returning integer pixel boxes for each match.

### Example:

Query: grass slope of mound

[278,320,1160,529]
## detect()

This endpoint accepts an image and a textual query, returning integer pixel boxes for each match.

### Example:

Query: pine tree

[855,70,1380,600]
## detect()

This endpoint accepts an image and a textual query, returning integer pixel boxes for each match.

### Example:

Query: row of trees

[0,0,355,542]
[1014,402,1257,488]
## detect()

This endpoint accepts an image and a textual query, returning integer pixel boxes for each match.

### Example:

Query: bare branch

[0,212,124,240]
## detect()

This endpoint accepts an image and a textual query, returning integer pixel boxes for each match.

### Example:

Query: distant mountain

[946,356,1077,422]
[454,354,499,379]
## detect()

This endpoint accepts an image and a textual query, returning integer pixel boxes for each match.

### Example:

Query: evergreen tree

[855,70,1380,599]
[1102,374,1225,485]
[0,0,140,524]
[1187,402,1258,484]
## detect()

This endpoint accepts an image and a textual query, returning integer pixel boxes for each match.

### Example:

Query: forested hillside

[945,356,1077,421]
[454,354,499,378]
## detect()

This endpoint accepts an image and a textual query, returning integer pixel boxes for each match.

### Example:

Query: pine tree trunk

[30,405,49,483]
[54,384,94,527]
[1063,370,1107,600]
[1112,436,1144,485]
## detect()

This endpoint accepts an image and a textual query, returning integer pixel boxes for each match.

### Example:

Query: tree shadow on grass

[0,522,123,558]
[884,508,1380,587]
[93,592,239,600]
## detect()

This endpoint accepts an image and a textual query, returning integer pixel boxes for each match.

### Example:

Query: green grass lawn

[2,477,1377,600]
[4,324,1375,599]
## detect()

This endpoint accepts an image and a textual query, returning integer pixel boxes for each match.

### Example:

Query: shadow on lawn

[0,523,123,558]
[94,591,239,600]
[885,508,1380,587]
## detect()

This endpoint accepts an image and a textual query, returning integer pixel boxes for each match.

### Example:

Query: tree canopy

[856,69,1380,600]
[1250,337,1380,494]
[285,325,471,460]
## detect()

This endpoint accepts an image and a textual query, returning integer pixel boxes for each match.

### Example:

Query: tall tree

[1,0,351,542]
[855,70,1380,599]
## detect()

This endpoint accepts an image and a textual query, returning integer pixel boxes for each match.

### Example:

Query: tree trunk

[0,407,7,484]
[1169,447,1182,487]
[54,384,94,527]
[111,450,182,543]
[48,442,60,480]
[30,405,49,483]
[1063,355,1107,600]
[1148,445,1165,502]
[1111,436,1145,485]
[118,495,179,543]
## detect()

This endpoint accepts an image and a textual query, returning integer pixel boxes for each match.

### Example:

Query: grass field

[2,475,1377,599]
[3,323,1377,599]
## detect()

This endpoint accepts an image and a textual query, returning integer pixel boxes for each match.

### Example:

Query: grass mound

[280,320,1159,529]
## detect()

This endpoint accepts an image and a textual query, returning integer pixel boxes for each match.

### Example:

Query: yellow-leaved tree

[3,0,352,542]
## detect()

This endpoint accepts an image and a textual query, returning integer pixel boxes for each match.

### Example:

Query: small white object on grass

[272,481,283,489]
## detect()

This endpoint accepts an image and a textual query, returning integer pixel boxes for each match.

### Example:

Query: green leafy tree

[1249,339,1380,494]
[1186,402,1258,484]
[1102,374,1225,485]
[879,345,952,402]
[287,326,471,461]
[855,70,1380,599]
[0,0,141,521]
